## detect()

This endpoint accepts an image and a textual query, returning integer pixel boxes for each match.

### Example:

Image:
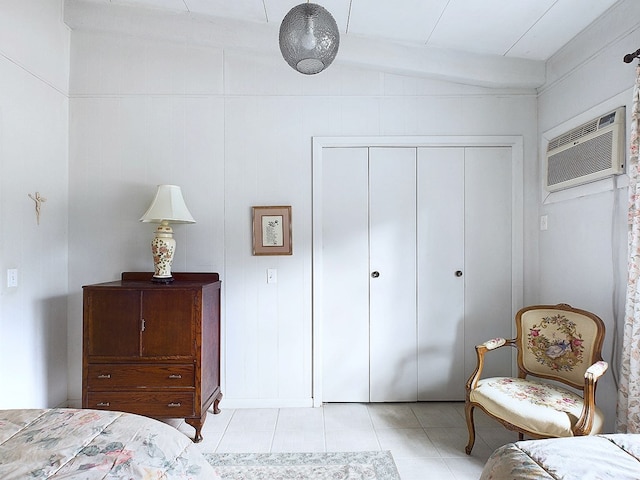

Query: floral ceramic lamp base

[151,222,176,283]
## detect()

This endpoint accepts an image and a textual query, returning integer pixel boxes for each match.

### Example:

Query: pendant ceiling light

[279,2,340,75]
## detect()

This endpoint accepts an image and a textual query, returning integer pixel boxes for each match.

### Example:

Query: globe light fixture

[279,2,340,75]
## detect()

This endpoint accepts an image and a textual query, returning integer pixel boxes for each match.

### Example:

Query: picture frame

[252,205,292,255]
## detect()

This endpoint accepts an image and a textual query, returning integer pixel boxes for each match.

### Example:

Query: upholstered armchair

[465,304,608,455]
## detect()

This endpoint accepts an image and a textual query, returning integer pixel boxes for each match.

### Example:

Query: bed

[480,434,640,479]
[0,408,219,479]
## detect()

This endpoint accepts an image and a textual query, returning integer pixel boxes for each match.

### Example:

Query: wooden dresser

[82,272,222,442]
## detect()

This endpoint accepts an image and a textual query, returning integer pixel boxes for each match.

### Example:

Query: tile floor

[171,402,519,480]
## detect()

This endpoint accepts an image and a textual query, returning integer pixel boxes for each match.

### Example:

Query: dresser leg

[186,413,206,443]
[213,391,223,414]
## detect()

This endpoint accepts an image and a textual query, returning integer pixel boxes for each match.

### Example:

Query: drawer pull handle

[167,402,182,408]
[168,374,182,379]
[96,402,110,407]
[97,374,111,379]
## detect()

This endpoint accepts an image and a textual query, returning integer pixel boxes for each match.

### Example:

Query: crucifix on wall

[28,192,47,225]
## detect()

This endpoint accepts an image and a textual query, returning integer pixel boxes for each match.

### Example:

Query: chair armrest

[573,361,609,436]
[585,360,608,380]
[481,337,507,350]
[465,337,515,392]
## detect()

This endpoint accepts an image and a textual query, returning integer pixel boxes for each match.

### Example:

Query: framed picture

[252,206,292,255]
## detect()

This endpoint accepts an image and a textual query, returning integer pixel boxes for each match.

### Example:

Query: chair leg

[465,402,476,455]
[518,432,524,441]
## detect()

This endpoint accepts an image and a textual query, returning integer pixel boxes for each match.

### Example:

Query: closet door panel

[317,142,516,404]
[464,147,513,379]
[321,147,371,402]
[416,147,465,400]
[369,147,417,402]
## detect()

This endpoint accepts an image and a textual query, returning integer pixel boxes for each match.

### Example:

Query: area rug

[204,450,401,479]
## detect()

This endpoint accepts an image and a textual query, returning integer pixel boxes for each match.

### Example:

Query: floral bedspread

[0,408,219,479]
[481,434,640,480]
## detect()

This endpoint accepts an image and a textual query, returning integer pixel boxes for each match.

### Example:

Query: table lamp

[140,184,195,283]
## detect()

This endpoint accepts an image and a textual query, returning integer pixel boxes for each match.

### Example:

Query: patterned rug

[204,451,401,479]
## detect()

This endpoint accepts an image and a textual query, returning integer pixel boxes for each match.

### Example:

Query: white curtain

[617,64,640,433]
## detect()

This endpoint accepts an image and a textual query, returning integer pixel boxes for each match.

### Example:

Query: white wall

[0,0,70,408]
[67,20,539,407]
[537,0,640,432]
[1,0,632,435]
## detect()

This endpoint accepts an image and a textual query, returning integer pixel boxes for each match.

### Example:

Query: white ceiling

[77,0,621,61]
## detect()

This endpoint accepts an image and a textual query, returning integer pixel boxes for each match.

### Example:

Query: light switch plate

[540,215,548,231]
[7,269,18,287]
[267,268,277,284]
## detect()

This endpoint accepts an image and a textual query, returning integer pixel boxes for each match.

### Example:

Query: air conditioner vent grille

[547,120,599,151]
[544,106,625,192]
[547,131,613,187]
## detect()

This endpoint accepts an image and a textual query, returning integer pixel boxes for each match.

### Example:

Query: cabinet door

[321,147,370,402]
[141,289,196,357]
[369,147,417,402]
[463,147,513,379]
[417,147,465,400]
[86,289,141,357]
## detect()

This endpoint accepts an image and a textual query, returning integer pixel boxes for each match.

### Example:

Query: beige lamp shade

[140,184,195,283]
[140,184,195,224]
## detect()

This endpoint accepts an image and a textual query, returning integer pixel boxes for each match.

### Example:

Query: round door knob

[455,270,463,277]
[371,271,380,278]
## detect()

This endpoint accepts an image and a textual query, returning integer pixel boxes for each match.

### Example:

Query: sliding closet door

[416,148,465,400]
[464,147,513,379]
[369,148,417,402]
[321,147,370,402]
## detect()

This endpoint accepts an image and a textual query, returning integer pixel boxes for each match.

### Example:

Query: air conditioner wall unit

[545,107,626,192]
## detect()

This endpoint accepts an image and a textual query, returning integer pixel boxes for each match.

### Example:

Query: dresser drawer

[86,391,195,417]
[86,364,194,388]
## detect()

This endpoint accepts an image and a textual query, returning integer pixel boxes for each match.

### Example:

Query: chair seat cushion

[470,377,604,438]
